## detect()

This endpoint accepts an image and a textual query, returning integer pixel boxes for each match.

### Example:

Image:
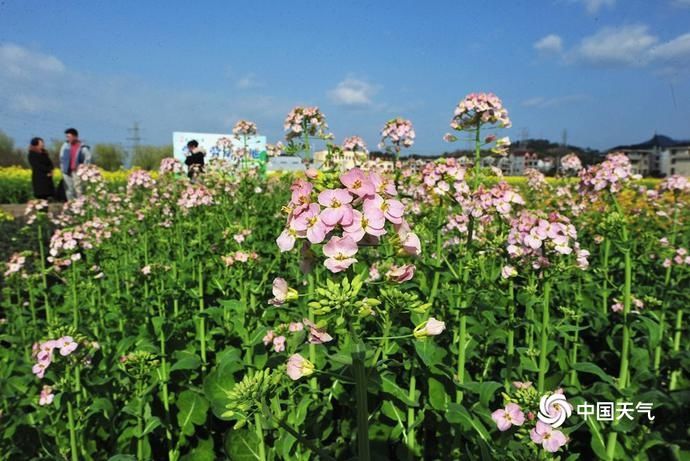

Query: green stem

[506,280,515,388]
[66,399,79,461]
[37,223,52,324]
[570,277,582,387]
[406,359,417,460]
[654,204,678,376]
[606,197,632,460]
[254,412,267,461]
[601,238,611,316]
[456,314,467,403]
[308,274,317,393]
[537,278,552,395]
[71,264,78,329]
[669,309,684,391]
[352,342,370,461]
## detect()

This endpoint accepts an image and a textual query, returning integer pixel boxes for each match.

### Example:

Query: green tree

[0,130,28,167]
[132,144,173,170]
[93,143,125,171]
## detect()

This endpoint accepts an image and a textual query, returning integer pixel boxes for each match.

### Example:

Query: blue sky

[1,0,689,154]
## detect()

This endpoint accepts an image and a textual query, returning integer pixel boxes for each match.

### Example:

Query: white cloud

[649,33,690,61]
[574,25,658,66]
[534,34,563,54]
[235,73,262,90]
[522,94,589,108]
[328,78,377,107]
[0,43,66,79]
[581,0,616,14]
[0,43,291,145]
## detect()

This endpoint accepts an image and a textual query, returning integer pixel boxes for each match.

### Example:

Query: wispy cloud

[534,34,563,55]
[580,0,616,14]
[534,24,690,76]
[328,77,378,107]
[235,73,263,90]
[521,94,590,108]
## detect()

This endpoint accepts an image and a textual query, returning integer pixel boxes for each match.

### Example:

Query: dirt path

[0,203,64,219]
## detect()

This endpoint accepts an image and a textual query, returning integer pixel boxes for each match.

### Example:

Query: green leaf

[446,403,490,442]
[203,348,243,419]
[170,351,202,372]
[181,438,215,461]
[107,456,137,461]
[414,340,447,368]
[137,416,162,438]
[428,377,449,410]
[571,362,615,386]
[224,427,262,461]
[381,372,418,406]
[176,390,209,437]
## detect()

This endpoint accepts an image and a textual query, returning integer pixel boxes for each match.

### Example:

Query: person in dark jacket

[27,137,55,200]
[184,140,205,180]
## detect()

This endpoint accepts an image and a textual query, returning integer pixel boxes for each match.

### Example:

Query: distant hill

[609,134,690,152]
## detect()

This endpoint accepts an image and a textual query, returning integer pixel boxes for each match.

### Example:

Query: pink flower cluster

[343,136,369,155]
[177,184,214,210]
[451,92,511,131]
[159,157,185,175]
[578,152,639,194]
[660,174,690,193]
[379,118,415,149]
[47,218,113,266]
[611,296,644,313]
[32,336,78,379]
[232,119,258,136]
[266,142,284,157]
[24,199,49,224]
[507,210,589,270]
[222,251,259,267]
[525,168,547,191]
[277,169,420,272]
[661,246,690,268]
[4,253,26,278]
[284,106,330,141]
[560,154,582,175]
[39,385,54,406]
[75,164,104,185]
[417,158,467,201]
[127,170,156,193]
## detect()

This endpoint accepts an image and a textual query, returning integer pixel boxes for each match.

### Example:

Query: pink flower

[276,228,297,252]
[323,235,358,273]
[286,353,315,380]
[39,385,54,406]
[270,278,289,305]
[512,381,532,389]
[288,322,304,332]
[292,203,331,244]
[364,194,404,225]
[57,336,78,356]
[530,421,567,452]
[269,277,298,305]
[396,221,422,256]
[141,265,151,276]
[386,264,415,283]
[491,403,525,431]
[501,265,517,279]
[414,317,446,338]
[318,189,354,226]
[273,336,286,352]
[343,210,387,242]
[303,318,334,344]
[263,330,275,346]
[32,362,48,379]
[340,168,375,197]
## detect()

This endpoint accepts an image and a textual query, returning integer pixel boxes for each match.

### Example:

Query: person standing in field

[27,137,55,200]
[59,128,92,200]
[184,140,205,180]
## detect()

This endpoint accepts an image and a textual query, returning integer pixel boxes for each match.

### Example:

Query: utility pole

[126,121,142,168]
[559,128,567,174]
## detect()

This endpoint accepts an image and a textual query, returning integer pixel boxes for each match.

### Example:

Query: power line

[126,121,142,167]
